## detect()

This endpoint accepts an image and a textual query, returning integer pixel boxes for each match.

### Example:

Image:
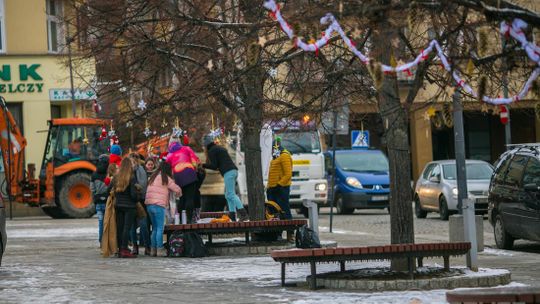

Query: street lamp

[66,24,77,117]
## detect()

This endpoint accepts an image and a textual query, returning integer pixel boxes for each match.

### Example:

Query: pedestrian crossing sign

[351,130,369,149]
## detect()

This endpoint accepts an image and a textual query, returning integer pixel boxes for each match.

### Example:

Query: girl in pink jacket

[145,162,181,257]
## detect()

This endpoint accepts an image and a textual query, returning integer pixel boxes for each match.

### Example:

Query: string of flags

[263,0,540,105]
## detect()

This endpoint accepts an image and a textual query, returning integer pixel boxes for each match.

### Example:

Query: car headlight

[346,177,363,189]
[452,188,458,197]
[315,183,327,192]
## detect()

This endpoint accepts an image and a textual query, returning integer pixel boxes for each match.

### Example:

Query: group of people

[91,133,252,258]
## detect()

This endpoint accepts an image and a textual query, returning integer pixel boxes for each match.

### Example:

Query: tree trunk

[372,19,415,270]
[242,123,266,220]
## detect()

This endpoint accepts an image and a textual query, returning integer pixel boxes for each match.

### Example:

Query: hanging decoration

[481,103,490,114]
[268,68,278,78]
[426,106,436,118]
[171,117,183,138]
[108,121,119,146]
[207,59,214,70]
[126,121,133,128]
[161,118,168,128]
[99,125,107,141]
[441,103,453,128]
[144,120,152,137]
[93,100,102,113]
[137,99,147,111]
[263,0,540,105]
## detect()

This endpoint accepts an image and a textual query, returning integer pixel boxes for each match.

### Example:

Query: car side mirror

[524,183,540,192]
[429,175,440,183]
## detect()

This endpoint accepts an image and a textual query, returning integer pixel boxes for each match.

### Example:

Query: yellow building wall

[410,109,433,181]
[5,0,48,54]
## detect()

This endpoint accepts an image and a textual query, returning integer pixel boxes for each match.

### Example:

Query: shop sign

[0,64,44,93]
[49,88,97,101]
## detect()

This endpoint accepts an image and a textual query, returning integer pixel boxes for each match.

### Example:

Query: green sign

[0,64,44,93]
[49,88,96,101]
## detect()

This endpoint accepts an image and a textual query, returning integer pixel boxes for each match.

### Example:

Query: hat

[203,135,215,147]
[110,144,122,156]
[168,141,182,153]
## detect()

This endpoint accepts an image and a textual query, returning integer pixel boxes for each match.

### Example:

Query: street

[1,209,539,303]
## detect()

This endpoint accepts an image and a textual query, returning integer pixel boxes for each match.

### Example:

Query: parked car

[0,196,6,266]
[325,149,390,214]
[488,144,540,249]
[414,160,494,220]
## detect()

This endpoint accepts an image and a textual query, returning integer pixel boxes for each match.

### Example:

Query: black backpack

[295,225,321,249]
[168,232,185,257]
[183,232,207,258]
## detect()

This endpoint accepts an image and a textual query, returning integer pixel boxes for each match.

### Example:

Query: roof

[326,149,384,155]
[428,159,491,165]
[51,118,109,126]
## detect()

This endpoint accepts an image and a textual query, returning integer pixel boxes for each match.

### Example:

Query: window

[0,0,5,53]
[46,0,64,53]
[336,152,389,173]
[430,165,441,179]
[523,158,540,186]
[493,155,512,184]
[51,105,62,119]
[504,155,528,187]
[422,163,437,180]
[442,163,493,180]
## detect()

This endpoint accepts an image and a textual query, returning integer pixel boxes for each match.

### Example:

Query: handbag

[136,202,147,220]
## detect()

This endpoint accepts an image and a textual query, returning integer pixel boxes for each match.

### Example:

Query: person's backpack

[183,232,207,258]
[168,232,185,257]
[295,225,321,249]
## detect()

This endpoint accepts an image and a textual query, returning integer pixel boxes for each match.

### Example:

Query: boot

[120,248,137,258]
[157,248,168,257]
[144,247,151,256]
[229,212,237,222]
[237,208,250,222]
[151,248,157,257]
[132,244,139,255]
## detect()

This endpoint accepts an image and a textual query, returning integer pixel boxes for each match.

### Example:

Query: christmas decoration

[207,59,214,70]
[126,121,133,128]
[161,118,168,128]
[492,105,501,115]
[263,0,540,105]
[481,103,490,113]
[268,68,278,78]
[99,126,107,141]
[258,35,267,47]
[137,99,147,111]
[144,120,152,137]
[426,106,436,118]
[93,100,102,113]
[441,103,453,128]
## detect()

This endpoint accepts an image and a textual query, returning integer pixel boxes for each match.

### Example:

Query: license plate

[476,198,488,204]
[371,195,388,201]
[291,185,300,191]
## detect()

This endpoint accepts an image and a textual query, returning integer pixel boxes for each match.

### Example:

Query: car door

[500,154,528,237]
[519,157,540,241]
[417,163,436,209]
[425,165,442,209]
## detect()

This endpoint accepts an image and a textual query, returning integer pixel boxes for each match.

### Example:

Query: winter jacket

[267,149,293,188]
[109,154,122,166]
[133,165,148,198]
[113,176,140,209]
[145,174,182,208]
[91,155,110,204]
[203,143,237,176]
[166,142,200,186]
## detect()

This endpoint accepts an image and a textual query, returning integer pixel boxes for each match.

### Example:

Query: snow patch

[482,247,515,257]
[319,226,370,236]
[7,227,96,239]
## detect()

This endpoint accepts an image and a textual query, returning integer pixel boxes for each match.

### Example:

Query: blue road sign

[351,130,369,149]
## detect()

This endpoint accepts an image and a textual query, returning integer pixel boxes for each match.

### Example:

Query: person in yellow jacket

[266,137,293,219]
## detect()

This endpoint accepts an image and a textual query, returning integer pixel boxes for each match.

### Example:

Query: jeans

[116,207,136,249]
[267,186,292,219]
[223,170,244,213]
[130,216,150,247]
[147,204,166,249]
[95,203,106,243]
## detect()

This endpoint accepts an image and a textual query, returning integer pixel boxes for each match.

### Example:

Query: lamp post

[66,24,77,117]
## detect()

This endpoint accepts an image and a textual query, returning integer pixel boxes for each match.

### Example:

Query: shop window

[0,0,5,53]
[46,0,64,53]
[51,105,62,119]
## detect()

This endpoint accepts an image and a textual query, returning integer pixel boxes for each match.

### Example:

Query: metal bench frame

[271,242,471,290]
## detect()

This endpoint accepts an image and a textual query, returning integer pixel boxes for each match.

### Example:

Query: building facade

[1,0,95,216]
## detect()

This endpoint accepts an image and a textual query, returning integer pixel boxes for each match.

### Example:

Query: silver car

[414,160,494,220]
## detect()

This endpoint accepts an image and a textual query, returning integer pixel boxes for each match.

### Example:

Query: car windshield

[442,163,493,180]
[278,131,321,154]
[336,152,389,172]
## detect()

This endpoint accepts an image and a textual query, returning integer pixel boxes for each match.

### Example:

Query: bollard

[303,199,319,236]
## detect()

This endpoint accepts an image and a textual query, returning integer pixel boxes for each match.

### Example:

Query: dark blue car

[325,149,390,214]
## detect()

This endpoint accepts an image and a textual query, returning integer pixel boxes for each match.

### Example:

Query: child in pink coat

[145,162,181,257]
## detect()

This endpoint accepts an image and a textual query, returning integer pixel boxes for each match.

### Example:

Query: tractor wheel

[57,173,95,218]
[41,206,68,219]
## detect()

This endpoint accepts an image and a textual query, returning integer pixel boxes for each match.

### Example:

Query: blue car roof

[326,149,384,155]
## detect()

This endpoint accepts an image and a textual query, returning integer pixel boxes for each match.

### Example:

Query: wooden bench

[446,287,540,304]
[271,242,471,290]
[164,219,307,245]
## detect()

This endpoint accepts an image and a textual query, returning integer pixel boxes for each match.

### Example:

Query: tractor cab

[37,118,109,218]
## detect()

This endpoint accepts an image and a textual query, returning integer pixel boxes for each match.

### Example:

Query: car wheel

[336,194,354,215]
[414,196,427,219]
[494,215,514,250]
[439,196,450,221]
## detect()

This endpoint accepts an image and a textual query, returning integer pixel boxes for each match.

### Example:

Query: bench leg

[245,232,250,244]
[340,261,346,272]
[310,261,317,290]
[407,257,414,280]
[281,263,286,287]
[208,234,213,245]
[417,257,423,268]
[443,255,450,271]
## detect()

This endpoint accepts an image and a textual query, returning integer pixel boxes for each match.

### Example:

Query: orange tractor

[1,97,110,218]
